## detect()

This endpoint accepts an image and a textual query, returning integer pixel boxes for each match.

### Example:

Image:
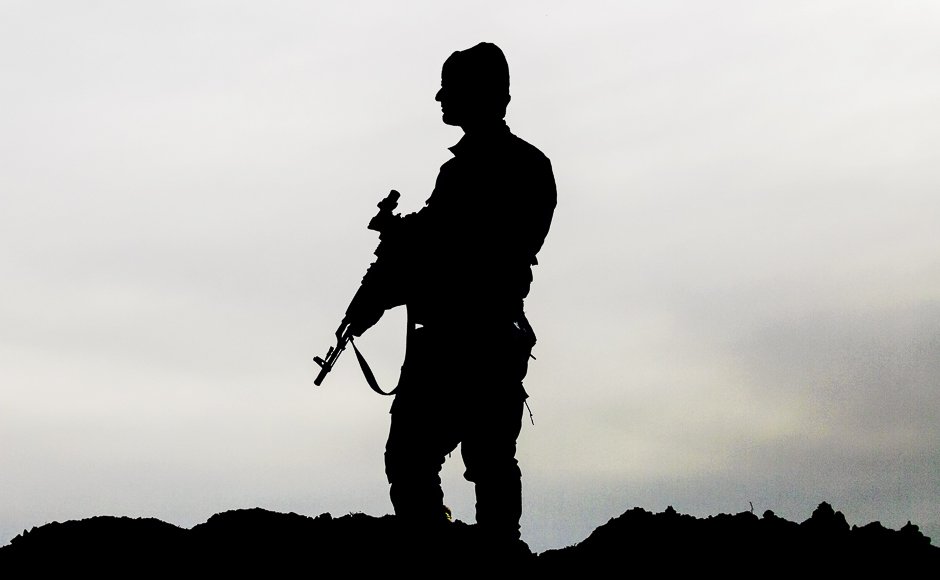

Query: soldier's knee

[384,445,447,484]
[463,456,521,484]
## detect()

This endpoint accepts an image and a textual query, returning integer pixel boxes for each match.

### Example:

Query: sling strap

[349,337,397,396]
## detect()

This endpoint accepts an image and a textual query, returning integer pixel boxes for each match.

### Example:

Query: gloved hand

[338,303,384,339]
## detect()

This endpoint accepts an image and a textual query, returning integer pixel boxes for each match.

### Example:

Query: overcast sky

[2,1,938,551]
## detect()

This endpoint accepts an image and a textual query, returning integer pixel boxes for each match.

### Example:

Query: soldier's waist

[409,301,524,329]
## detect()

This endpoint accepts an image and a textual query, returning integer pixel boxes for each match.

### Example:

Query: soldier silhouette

[336,42,556,547]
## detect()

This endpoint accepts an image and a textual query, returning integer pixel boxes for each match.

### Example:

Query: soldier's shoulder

[505,132,552,167]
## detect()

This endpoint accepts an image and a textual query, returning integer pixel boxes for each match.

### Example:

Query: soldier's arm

[339,197,430,338]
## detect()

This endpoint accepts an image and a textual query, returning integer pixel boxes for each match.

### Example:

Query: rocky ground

[1,502,936,574]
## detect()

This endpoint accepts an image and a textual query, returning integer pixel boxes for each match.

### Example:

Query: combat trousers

[384,323,529,540]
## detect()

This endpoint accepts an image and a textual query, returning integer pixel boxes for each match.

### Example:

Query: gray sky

[2,1,938,551]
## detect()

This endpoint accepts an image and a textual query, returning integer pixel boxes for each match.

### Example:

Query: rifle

[313,325,352,386]
[312,190,401,388]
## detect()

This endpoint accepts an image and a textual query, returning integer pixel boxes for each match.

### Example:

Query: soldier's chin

[441,111,462,126]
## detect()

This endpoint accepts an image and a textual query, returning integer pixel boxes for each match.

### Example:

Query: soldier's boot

[474,468,526,538]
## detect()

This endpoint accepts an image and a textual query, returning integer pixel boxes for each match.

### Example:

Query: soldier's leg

[385,398,461,527]
[460,394,525,540]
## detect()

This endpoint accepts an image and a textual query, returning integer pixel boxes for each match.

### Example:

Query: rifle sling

[349,338,397,396]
